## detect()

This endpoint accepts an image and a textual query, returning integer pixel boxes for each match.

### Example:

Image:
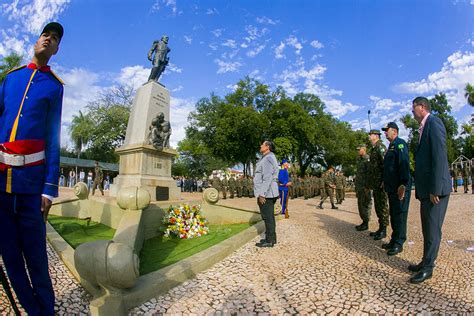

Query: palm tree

[70,111,94,180]
[0,52,23,83]
[465,83,474,107]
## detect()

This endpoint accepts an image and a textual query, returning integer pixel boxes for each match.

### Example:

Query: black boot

[370,225,383,237]
[317,202,323,209]
[331,204,338,209]
[373,226,387,240]
[355,222,368,231]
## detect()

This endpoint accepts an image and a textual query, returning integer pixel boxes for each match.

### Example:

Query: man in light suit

[254,140,280,248]
[410,96,451,284]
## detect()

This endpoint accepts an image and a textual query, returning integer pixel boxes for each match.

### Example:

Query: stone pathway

[0,243,91,315]
[1,191,473,314]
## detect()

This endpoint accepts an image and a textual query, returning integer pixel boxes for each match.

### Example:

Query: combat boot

[331,204,338,210]
[373,226,387,240]
[370,225,382,237]
[317,202,323,209]
[355,222,368,231]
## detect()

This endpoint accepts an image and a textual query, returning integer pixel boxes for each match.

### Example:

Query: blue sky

[1,0,473,148]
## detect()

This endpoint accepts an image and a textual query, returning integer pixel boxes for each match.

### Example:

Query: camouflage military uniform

[318,171,338,209]
[368,139,389,238]
[335,174,345,204]
[304,177,311,199]
[236,177,243,197]
[319,176,326,199]
[462,163,470,193]
[247,177,255,198]
[221,177,228,199]
[228,176,236,198]
[211,176,222,196]
[451,166,459,192]
[355,153,372,228]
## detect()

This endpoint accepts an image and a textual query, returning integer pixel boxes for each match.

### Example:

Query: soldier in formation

[221,175,228,199]
[367,130,389,240]
[450,165,459,192]
[355,144,372,231]
[462,163,470,193]
[236,175,244,197]
[228,174,236,198]
[335,171,346,204]
[211,174,222,198]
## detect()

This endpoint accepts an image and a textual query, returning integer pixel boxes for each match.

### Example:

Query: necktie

[418,124,423,143]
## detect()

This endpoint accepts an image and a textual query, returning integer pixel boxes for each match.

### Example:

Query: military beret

[381,122,399,131]
[356,144,367,149]
[368,129,381,135]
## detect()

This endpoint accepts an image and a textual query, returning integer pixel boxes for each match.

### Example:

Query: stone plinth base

[112,144,180,201]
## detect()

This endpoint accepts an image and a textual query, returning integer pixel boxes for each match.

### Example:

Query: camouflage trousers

[356,188,372,223]
[336,188,344,203]
[236,187,243,197]
[320,187,334,205]
[372,187,389,227]
[320,187,327,200]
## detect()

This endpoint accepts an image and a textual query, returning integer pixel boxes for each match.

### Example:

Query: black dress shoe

[387,245,403,256]
[410,270,432,284]
[381,242,393,249]
[256,241,274,248]
[259,239,266,243]
[369,231,378,237]
[408,263,423,272]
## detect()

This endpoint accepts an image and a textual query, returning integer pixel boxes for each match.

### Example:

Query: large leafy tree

[70,110,94,158]
[0,52,23,83]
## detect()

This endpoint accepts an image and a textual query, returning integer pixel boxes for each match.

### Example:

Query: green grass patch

[140,222,255,275]
[48,215,116,249]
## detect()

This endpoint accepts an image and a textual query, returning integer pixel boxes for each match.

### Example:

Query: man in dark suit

[410,96,451,284]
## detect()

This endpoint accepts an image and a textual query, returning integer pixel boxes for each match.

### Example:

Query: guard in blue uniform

[278,159,292,219]
[0,22,64,316]
[382,122,411,256]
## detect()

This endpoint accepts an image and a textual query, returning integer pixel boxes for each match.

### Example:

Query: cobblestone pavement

[1,190,473,314]
[1,243,91,315]
[131,191,473,315]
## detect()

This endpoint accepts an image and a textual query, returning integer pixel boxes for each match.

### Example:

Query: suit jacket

[414,114,451,200]
[254,152,279,198]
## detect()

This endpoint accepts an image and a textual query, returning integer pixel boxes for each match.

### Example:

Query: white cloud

[172,85,183,92]
[369,95,404,111]
[1,0,70,35]
[206,8,219,15]
[246,44,265,57]
[274,35,305,59]
[209,43,218,51]
[169,97,196,147]
[244,25,268,42]
[248,69,263,81]
[215,59,242,74]
[184,35,192,44]
[222,39,237,48]
[151,0,179,15]
[116,65,149,90]
[0,33,30,57]
[167,62,183,73]
[226,83,238,91]
[256,16,279,25]
[287,35,303,55]
[274,42,285,59]
[58,67,104,147]
[211,29,224,38]
[310,40,324,49]
[394,51,474,111]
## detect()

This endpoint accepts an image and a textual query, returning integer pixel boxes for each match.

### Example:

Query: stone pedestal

[114,144,180,201]
[112,81,180,201]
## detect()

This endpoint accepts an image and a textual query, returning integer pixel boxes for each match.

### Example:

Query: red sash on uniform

[0,139,45,171]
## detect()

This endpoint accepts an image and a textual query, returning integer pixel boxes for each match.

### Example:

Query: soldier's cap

[41,22,64,42]
[368,129,381,135]
[356,144,367,149]
[382,122,399,132]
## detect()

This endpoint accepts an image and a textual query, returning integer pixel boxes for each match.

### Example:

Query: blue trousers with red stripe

[0,191,54,316]
[279,188,289,215]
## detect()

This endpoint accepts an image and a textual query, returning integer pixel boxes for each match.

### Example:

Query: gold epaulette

[6,65,26,75]
[50,70,65,85]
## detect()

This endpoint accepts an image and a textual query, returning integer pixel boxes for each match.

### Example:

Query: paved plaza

[1,190,473,314]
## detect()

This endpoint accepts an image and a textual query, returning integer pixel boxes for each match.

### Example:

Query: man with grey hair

[410,96,451,284]
[254,140,280,248]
